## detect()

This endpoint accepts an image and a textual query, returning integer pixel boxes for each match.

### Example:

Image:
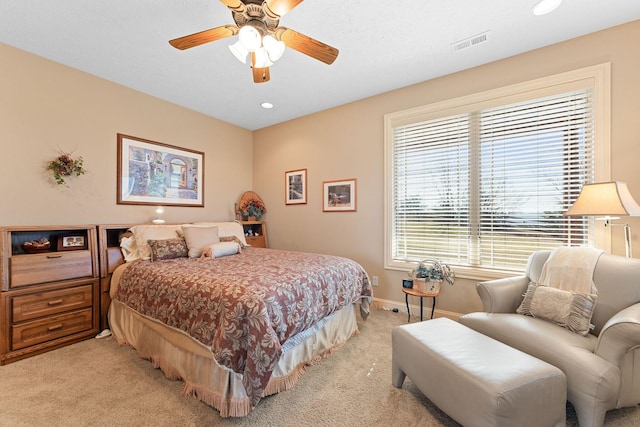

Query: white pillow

[517,283,597,336]
[191,221,248,247]
[203,241,241,258]
[120,235,139,262]
[181,225,220,258]
[129,225,183,261]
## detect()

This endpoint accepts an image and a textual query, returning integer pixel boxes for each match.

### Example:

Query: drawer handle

[48,324,63,331]
[48,299,63,306]
[46,254,63,259]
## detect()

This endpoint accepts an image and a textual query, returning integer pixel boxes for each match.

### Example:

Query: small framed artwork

[285,169,307,205]
[323,178,357,212]
[57,234,87,251]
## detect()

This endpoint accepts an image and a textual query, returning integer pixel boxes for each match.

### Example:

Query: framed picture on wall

[285,169,307,205]
[323,178,357,212]
[117,134,204,207]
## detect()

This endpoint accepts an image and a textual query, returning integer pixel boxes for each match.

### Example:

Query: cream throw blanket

[538,246,603,294]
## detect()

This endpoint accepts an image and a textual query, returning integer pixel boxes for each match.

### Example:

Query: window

[385,64,610,278]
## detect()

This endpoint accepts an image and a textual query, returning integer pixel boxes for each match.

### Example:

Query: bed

[107,222,372,417]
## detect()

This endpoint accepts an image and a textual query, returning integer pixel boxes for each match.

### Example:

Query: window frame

[384,63,611,280]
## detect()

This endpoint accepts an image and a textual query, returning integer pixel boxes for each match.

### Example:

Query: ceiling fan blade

[169,25,238,50]
[277,27,339,65]
[251,52,271,83]
[219,0,245,12]
[264,0,303,18]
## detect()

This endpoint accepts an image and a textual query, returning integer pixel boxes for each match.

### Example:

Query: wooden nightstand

[0,225,99,365]
[97,224,134,331]
[240,221,268,248]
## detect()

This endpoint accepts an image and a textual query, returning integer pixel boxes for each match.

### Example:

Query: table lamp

[151,206,166,224]
[565,181,640,257]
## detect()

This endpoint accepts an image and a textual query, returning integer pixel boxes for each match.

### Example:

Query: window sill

[385,261,522,283]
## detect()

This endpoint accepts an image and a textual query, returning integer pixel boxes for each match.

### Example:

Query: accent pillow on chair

[516,283,597,336]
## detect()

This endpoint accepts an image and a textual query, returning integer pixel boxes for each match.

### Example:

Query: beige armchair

[460,250,640,427]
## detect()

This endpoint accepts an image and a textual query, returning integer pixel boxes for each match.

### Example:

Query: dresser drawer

[245,235,266,248]
[9,250,93,288]
[11,283,93,323]
[11,308,93,350]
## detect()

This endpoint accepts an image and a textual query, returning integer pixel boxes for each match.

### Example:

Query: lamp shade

[238,25,261,52]
[229,41,249,64]
[252,47,273,68]
[263,35,285,62]
[565,181,640,217]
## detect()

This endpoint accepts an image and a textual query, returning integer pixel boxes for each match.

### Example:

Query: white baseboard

[371,296,461,321]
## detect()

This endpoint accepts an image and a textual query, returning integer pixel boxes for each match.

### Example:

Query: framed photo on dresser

[57,233,87,251]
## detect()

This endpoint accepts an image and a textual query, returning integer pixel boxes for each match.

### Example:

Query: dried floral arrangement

[239,191,267,219]
[46,149,86,185]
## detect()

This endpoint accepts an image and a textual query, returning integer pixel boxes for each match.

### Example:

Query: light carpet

[1,309,639,426]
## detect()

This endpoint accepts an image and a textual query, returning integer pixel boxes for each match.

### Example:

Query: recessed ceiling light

[532,0,562,16]
[260,102,274,109]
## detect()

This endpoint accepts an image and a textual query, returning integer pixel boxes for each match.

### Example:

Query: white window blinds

[390,88,595,272]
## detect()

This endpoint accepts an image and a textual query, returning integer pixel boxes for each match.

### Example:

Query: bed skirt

[108,299,359,417]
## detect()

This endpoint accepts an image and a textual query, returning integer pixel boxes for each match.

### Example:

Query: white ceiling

[1,1,639,130]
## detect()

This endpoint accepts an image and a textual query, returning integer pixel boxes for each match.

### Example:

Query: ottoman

[392,318,566,427]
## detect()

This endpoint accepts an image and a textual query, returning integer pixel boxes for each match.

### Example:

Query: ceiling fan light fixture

[253,47,273,68]
[263,35,285,62]
[228,41,249,64]
[238,25,262,51]
[169,0,338,84]
[532,0,562,16]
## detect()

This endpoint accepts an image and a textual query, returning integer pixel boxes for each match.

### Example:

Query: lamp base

[604,219,632,258]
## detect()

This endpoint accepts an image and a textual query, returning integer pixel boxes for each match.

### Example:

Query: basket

[411,259,455,290]
[413,278,442,293]
[22,239,51,253]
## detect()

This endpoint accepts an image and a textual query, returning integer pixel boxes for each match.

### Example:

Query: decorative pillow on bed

[191,221,248,247]
[201,241,241,258]
[220,235,248,249]
[148,238,188,261]
[516,283,597,336]
[181,225,220,258]
[120,234,139,262]
[128,224,183,261]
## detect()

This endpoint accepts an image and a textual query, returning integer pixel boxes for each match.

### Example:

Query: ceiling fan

[169,0,339,83]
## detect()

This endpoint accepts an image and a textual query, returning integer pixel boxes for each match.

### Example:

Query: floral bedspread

[113,247,372,406]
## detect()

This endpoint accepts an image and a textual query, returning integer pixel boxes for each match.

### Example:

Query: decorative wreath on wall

[46,149,86,185]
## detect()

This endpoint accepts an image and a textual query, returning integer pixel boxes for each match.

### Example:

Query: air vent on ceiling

[452,31,490,52]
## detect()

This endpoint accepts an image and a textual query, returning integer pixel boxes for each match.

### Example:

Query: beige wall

[0,42,253,226]
[2,21,639,316]
[253,20,640,316]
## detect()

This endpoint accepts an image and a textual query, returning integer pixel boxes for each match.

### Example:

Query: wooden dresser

[0,225,99,365]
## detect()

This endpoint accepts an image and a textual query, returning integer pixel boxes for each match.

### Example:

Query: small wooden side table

[402,287,440,322]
